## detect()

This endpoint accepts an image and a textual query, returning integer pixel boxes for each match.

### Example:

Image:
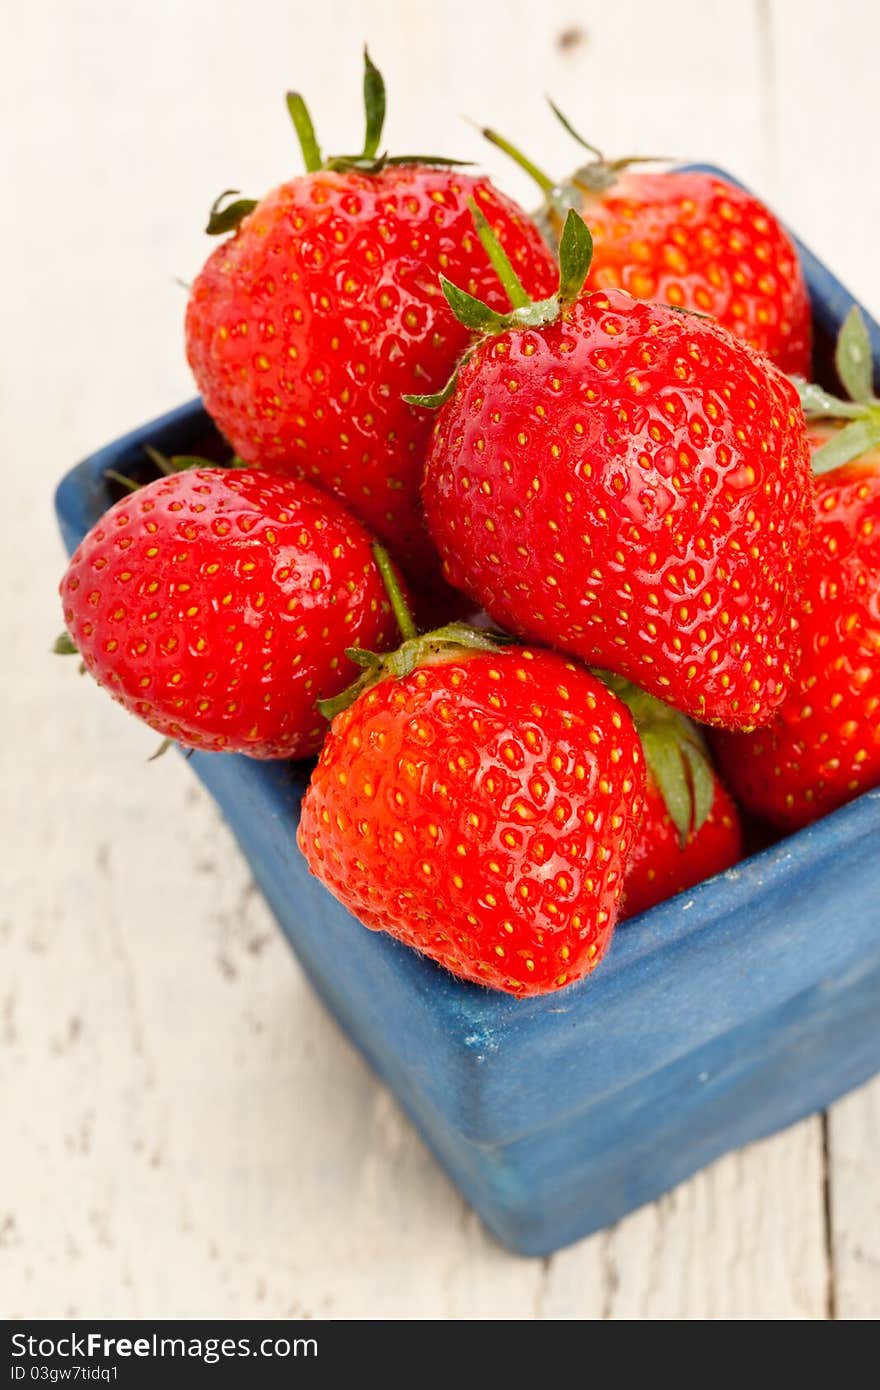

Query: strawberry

[480,104,811,374]
[419,207,815,730]
[593,675,742,919]
[58,468,399,759]
[622,772,742,920]
[713,309,880,829]
[298,565,646,997]
[185,51,557,591]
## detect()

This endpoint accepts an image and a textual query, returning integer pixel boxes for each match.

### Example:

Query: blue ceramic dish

[54,169,880,1256]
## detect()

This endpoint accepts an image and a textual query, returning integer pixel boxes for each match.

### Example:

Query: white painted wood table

[3,0,878,1319]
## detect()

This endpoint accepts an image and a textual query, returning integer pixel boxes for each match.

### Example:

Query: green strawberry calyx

[104,445,247,497]
[476,100,668,238]
[317,544,510,721]
[205,49,469,235]
[403,201,593,409]
[205,191,260,236]
[793,307,880,474]
[594,672,715,846]
[325,554,715,849]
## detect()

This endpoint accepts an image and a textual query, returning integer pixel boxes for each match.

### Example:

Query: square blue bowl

[54,169,880,1256]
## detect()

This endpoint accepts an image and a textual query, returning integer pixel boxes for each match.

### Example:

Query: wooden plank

[828,1081,880,1320]
[758,0,880,308]
[542,1123,827,1319]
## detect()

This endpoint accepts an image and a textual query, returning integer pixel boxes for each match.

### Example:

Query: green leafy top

[477,100,668,238]
[326,554,715,850]
[318,622,512,722]
[205,49,469,235]
[792,307,880,474]
[103,445,246,499]
[403,203,594,410]
[545,101,668,195]
[595,673,715,846]
[318,545,510,721]
[361,47,386,162]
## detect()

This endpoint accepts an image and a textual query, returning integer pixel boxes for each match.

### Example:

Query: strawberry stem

[212,50,468,206]
[372,543,418,642]
[286,92,323,172]
[105,469,141,494]
[467,198,530,310]
[362,47,386,160]
[482,101,669,215]
[477,125,556,196]
[144,444,182,477]
[406,206,593,409]
[546,99,605,161]
[546,100,669,191]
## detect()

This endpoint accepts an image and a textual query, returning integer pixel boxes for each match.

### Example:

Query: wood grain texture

[828,1081,880,1320]
[0,0,876,1319]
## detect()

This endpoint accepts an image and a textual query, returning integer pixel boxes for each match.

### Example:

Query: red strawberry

[298,560,646,995]
[481,105,811,374]
[622,773,742,920]
[58,468,399,759]
[595,674,742,919]
[419,208,814,730]
[185,51,557,591]
[713,309,880,828]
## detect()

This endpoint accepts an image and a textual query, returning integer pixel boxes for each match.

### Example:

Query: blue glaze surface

[54,168,880,1255]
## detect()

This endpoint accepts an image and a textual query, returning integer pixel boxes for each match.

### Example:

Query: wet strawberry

[300,644,644,995]
[714,309,880,828]
[298,555,645,996]
[59,468,398,759]
[420,208,814,729]
[185,52,557,590]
